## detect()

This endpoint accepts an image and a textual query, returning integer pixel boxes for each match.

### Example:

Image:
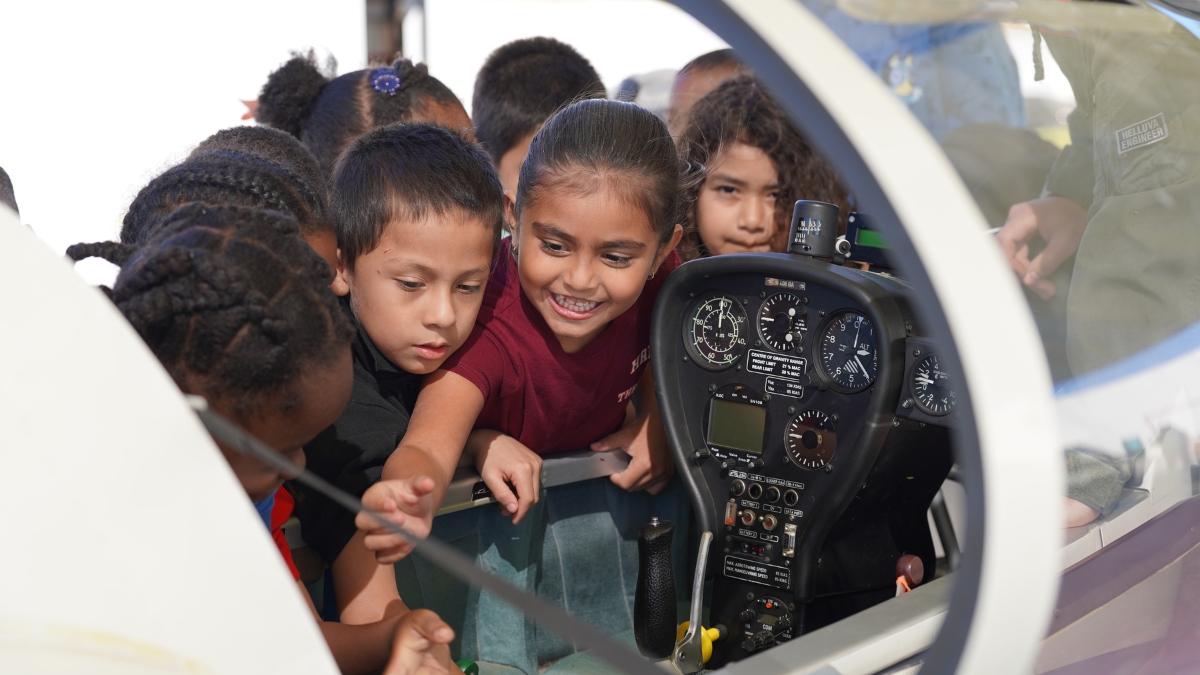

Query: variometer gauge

[785,409,837,469]
[911,354,956,415]
[683,292,749,370]
[758,292,807,352]
[816,311,878,393]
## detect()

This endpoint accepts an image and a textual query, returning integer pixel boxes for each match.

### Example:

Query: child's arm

[467,428,543,524]
[590,366,675,495]
[297,580,458,675]
[357,369,485,564]
[333,529,410,623]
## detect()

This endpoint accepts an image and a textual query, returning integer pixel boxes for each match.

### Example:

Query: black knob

[635,517,677,659]
[730,479,746,497]
[765,486,781,503]
[741,630,777,654]
[739,609,756,622]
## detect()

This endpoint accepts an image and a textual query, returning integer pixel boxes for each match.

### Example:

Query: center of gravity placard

[746,350,806,379]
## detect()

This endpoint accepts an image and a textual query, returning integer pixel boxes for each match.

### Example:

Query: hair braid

[112,202,354,418]
[120,152,322,246]
[66,241,137,266]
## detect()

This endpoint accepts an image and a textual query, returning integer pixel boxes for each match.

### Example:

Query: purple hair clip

[371,68,401,96]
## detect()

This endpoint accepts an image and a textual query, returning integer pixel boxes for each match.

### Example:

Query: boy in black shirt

[297,122,504,624]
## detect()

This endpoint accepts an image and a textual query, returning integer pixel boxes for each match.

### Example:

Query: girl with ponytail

[256,52,473,178]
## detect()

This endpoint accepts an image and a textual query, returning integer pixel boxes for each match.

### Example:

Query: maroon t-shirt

[444,246,681,454]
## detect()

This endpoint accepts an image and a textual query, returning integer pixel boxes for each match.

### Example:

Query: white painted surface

[0,205,337,674]
[721,1,1064,673]
[0,1,366,286]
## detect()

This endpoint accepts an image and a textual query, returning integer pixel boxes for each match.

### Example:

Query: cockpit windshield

[3,1,1200,674]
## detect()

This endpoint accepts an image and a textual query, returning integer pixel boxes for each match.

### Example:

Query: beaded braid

[112,202,354,418]
[120,152,323,246]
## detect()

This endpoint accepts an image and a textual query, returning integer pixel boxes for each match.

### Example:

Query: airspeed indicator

[683,293,748,370]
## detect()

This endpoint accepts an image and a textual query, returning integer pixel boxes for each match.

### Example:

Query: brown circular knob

[896,554,924,587]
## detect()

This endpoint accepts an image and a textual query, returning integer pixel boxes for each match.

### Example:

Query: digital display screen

[707,399,766,455]
[855,227,889,249]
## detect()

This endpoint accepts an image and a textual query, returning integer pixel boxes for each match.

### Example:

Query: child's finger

[384,610,455,675]
[509,466,538,524]
[483,471,520,518]
[365,532,417,564]
[355,503,406,534]
[528,460,543,503]
[610,454,650,491]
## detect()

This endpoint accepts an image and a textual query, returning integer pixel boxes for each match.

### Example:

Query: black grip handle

[634,517,677,659]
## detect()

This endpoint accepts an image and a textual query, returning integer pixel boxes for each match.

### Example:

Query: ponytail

[256,51,331,138]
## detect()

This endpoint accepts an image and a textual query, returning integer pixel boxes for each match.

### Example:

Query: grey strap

[187,396,658,675]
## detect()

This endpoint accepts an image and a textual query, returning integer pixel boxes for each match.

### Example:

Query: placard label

[746,350,806,379]
[724,556,792,590]
[765,376,804,398]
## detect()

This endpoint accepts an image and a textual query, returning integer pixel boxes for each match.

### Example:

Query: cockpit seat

[396,475,692,675]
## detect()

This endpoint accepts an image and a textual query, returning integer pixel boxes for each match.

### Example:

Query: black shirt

[295,299,421,564]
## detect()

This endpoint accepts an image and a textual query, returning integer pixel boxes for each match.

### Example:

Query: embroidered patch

[1117,113,1168,155]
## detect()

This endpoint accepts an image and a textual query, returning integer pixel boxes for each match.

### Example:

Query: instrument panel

[652,252,957,668]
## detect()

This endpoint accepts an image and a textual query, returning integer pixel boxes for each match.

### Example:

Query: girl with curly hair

[677,74,850,260]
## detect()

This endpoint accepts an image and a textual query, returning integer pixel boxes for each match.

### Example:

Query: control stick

[634,517,677,659]
[673,531,726,674]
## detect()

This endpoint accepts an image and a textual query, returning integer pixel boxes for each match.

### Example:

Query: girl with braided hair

[676,74,851,261]
[189,125,328,202]
[256,52,472,179]
[101,201,461,675]
[97,149,338,271]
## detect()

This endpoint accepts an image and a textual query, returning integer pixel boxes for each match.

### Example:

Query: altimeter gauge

[817,311,877,393]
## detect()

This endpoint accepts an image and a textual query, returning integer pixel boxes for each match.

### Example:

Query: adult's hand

[996,196,1088,300]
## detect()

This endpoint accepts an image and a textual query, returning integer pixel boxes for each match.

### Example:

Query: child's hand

[383,609,458,675]
[469,429,543,524]
[592,415,675,495]
[356,476,438,564]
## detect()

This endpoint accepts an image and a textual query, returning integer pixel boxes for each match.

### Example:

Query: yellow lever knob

[676,621,722,663]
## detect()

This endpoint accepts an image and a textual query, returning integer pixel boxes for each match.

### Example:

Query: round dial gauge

[911,354,956,415]
[785,409,837,470]
[684,293,749,370]
[817,312,878,392]
[757,292,807,352]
